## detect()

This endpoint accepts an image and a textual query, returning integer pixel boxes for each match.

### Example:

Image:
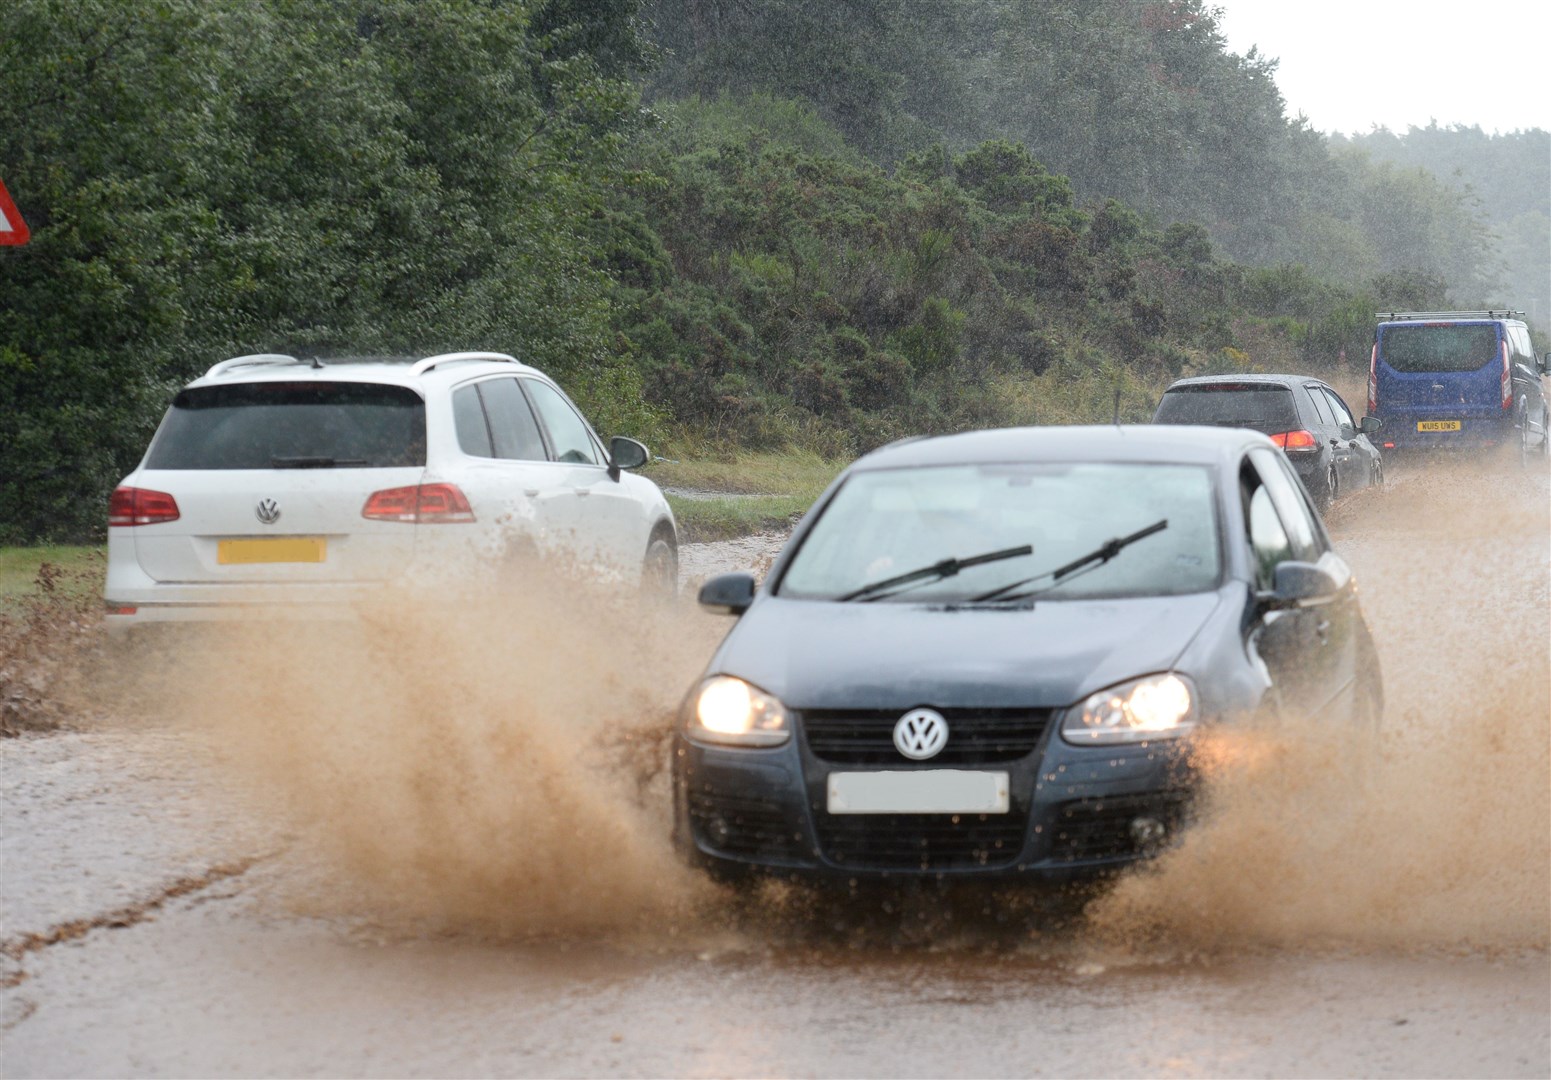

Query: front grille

[1048,793,1189,862]
[801,708,1052,765]
[687,789,807,859]
[815,811,1029,870]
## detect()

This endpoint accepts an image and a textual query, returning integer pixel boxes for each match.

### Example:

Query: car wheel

[1318,462,1338,510]
[641,537,678,601]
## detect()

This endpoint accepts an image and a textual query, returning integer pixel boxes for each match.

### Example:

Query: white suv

[104,352,677,628]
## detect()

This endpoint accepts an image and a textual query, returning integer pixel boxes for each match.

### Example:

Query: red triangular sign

[0,178,31,246]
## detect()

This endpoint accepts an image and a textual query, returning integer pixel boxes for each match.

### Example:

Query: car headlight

[687,675,791,747]
[1062,673,1198,744]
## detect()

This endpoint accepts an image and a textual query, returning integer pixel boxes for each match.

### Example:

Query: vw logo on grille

[893,708,949,760]
[255,498,281,525]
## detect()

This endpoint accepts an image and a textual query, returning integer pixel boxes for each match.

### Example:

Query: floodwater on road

[2,456,1547,1077]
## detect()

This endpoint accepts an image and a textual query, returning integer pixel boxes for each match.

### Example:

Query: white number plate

[827,770,1010,815]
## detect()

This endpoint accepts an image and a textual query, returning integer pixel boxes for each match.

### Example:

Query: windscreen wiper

[839,544,1032,602]
[969,519,1169,603]
[270,456,369,468]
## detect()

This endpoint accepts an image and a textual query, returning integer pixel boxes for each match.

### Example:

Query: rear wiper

[969,519,1169,602]
[839,544,1032,602]
[270,456,369,469]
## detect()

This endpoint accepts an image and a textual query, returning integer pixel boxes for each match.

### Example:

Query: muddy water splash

[1093,459,1550,953]
[132,460,1547,955]
[152,569,731,937]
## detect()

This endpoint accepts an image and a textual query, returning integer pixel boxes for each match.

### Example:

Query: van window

[1380,324,1498,373]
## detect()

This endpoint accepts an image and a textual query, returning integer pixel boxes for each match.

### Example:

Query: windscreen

[1379,324,1499,373]
[145,382,426,469]
[778,462,1221,602]
[1153,385,1299,434]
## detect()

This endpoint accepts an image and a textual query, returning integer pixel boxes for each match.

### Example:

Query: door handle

[1315,619,1331,643]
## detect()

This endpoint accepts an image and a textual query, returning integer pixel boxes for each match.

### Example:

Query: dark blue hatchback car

[673,426,1382,883]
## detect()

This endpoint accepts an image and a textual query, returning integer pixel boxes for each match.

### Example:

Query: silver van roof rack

[1376,310,1525,321]
[204,353,305,378]
[410,351,520,376]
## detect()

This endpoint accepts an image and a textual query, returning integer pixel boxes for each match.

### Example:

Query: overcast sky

[1211,0,1551,135]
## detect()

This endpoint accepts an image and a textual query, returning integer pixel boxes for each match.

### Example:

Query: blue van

[1369,311,1548,459]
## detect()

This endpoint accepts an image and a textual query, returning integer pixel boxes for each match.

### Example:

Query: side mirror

[1259,561,1340,610]
[607,436,649,480]
[698,571,757,616]
[1360,415,1382,436]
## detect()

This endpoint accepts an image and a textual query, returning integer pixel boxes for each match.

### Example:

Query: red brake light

[108,486,180,526]
[1269,430,1318,451]
[362,483,475,524]
[1501,339,1512,409]
[1367,343,1378,414]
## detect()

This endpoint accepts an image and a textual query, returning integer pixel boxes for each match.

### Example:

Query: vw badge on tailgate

[255,498,281,525]
[893,708,949,760]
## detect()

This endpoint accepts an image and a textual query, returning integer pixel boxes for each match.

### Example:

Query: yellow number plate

[218,537,327,564]
[1417,420,1461,432]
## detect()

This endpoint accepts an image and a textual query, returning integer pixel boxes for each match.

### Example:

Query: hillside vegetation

[1,0,1539,542]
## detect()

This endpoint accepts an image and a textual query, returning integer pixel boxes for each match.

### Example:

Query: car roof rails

[410,351,520,376]
[204,353,307,378]
[1376,310,1525,321]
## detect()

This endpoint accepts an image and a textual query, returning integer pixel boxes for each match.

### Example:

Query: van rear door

[1376,321,1506,441]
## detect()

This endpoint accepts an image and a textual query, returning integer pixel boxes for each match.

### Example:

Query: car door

[1300,382,1352,488]
[520,376,649,573]
[1317,385,1376,492]
[1242,448,1359,721]
[448,376,565,561]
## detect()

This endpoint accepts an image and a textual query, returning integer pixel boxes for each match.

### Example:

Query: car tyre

[1314,462,1337,511]
[641,537,678,602]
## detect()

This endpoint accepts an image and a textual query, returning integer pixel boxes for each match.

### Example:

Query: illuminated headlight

[688,676,791,747]
[1062,673,1198,744]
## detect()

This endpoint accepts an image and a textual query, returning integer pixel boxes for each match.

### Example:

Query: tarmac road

[2,454,1547,1078]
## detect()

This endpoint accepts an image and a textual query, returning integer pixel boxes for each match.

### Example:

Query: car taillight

[1368,342,1378,414]
[1501,339,1512,409]
[1269,430,1318,451]
[108,486,181,526]
[361,482,475,524]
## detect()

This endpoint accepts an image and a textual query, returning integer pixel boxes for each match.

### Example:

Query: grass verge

[1,545,105,607]
[645,449,844,542]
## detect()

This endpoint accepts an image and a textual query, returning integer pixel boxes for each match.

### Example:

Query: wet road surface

[2,459,1547,1077]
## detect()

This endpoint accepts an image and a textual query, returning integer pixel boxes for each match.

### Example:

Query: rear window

[1380,324,1499,373]
[145,382,426,469]
[1153,385,1299,435]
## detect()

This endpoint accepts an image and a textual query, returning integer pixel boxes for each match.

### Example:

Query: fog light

[1129,816,1167,848]
[705,814,732,846]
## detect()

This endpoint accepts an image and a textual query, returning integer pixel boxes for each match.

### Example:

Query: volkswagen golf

[673,426,1381,883]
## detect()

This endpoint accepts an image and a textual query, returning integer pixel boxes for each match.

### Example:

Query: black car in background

[674,426,1381,884]
[1152,374,1383,510]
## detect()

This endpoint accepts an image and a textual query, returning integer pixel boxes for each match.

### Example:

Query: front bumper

[672,714,1193,882]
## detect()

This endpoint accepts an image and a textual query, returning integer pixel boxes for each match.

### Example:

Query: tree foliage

[1,0,652,542]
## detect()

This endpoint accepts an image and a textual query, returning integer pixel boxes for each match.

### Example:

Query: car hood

[712,591,1224,711]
